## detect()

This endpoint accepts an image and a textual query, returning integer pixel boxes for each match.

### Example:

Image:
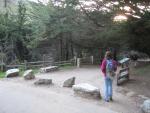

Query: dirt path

[0,66,142,113]
[123,68,150,97]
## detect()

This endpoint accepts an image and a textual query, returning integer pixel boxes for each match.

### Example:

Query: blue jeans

[105,76,113,100]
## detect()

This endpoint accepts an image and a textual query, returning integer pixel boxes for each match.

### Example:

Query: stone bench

[63,77,75,87]
[73,83,101,99]
[34,79,52,85]
[23,70,35,80]
[5,69,20,78]
[40,66,58,73]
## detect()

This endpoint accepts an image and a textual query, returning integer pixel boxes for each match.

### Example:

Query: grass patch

[32,68,40,74]
[0,65,74,78]
[19,68,40,76]
[19,71,25,76]
[0,70,25,78]
[0,72,5,78]
[59,63,74,69]
[0,68,40,78]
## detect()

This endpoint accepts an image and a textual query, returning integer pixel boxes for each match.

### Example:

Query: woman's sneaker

[110,97,113,101]
[105,99,110,102]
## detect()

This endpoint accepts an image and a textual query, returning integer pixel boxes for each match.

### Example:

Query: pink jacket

[100,59,117,76]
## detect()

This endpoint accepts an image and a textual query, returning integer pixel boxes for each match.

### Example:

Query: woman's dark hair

[105,51,113,60]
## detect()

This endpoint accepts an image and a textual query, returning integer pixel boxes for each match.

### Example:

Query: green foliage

[0,1,33,63]
[18,0,150,57]
[0,72,5,78]
[122,11,150,55]
[59,65,74,70]
[0,0,150,63]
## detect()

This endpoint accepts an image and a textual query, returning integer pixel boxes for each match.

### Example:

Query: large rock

[141,99,150,113]
[23,70,35,80]
[40,66,58,73]
[34,79,52,85]
[5,69,19,77]
[63,77,75,87]
[73,83,101,99]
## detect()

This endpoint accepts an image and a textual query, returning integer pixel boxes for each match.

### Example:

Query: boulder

[40,66,58,73]
[5,69,19,77]
[141,99,150,113]
[34,79,52,85]
[23,70,35,80]
[63,77,75,87]
[73,83,101,99]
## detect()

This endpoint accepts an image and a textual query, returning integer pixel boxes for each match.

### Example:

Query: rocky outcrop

[5,69,19,77]
[73,83,101,99]
[63,77,75,87]
[141,99,150,113]
[23,70,35,80]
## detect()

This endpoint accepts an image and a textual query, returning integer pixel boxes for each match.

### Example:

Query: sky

[28,0,140,20]
[29,0,49,4]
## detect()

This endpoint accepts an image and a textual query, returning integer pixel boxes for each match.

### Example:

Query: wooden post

[0,64,2,71]
[24,60,27,70]
[43,54,45,67]
[74,56,77,65]
[77,58,80,68]
[91,56,94,64]
[1,55,3,71]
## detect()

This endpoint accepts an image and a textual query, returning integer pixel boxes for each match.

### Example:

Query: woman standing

[101,51,117,102]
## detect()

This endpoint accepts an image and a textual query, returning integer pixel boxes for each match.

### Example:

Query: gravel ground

[0,66,142,113]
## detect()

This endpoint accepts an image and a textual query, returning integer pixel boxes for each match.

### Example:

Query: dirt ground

[122,65,150,101]
[0,65,147,113]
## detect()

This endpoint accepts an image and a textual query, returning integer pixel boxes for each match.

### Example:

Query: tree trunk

[59,37,63,61]
[65,39,69,60]
[70,41,74,58]
[4,0,7,8]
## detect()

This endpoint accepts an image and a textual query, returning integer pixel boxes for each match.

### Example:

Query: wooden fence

[5,56,97,70]
[6,59,75,70]
[80,56,94,65]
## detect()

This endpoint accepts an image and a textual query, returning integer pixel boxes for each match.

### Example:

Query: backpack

[106,60,115,79]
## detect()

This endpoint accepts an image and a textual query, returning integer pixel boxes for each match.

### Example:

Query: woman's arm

[101,59,106,74]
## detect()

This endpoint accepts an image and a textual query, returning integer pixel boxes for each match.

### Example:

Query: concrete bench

[5,69,20,77]
[73,83,101,99]
[40,66,59,73]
